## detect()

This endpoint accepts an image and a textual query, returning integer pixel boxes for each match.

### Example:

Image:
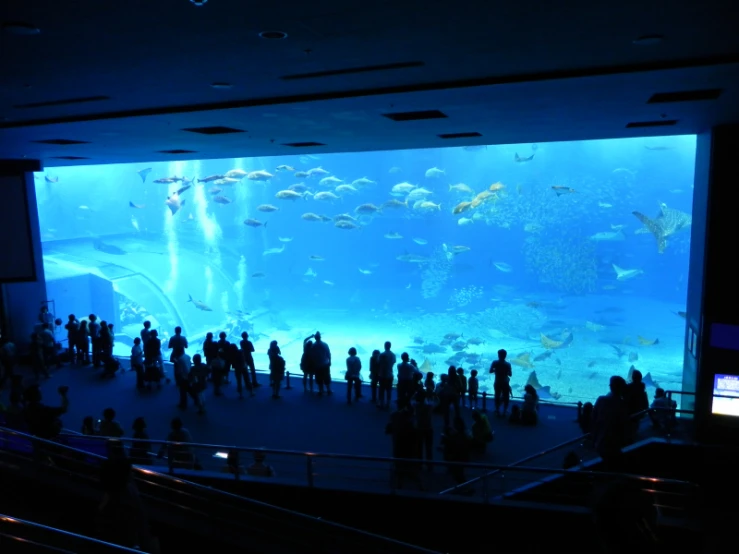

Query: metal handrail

[0,513,141,553]
[0,426,442,553]
[0,424,699,525]
[43,425,697,487]
[437,431,591,496]
[667,390,696,397]
[438,405,693,496]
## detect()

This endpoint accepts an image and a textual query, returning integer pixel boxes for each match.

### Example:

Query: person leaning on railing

[157,417,200,470]
[649,388,677,430]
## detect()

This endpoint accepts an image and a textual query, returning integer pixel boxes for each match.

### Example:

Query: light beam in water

[204,265,213,300]
[234,254,246,310]
[163,161,186,294]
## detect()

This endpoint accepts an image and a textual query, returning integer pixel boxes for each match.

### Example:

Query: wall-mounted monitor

[712,374,739,416]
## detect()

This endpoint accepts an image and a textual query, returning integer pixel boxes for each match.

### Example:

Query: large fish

[420,343,447,354]
[396,253,430,263]
[197,174,225,183]
[93,240,126,255]
[612,264,644,281]
[263,245,286,256]
[165,185,191,215]
[589,230,625,242]
[137,168,152,183]
[632,203,692,253]
[187,294,212,311]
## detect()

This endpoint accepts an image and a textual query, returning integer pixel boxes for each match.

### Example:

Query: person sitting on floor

[81,415,96,435]
[469,409,494,454]
[521,384,539,425]
[98,407,124,438]
[579,401,594,434]
[222,450,245,475]
[246,450,275,477]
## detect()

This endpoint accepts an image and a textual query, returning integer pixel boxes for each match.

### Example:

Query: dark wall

[0,160,48,343]
[695,125,739,443]
[682,132,710,408]
[46,273,117,332]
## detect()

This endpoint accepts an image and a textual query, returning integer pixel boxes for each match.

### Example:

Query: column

[691,125,739,443]
[0,159,47,343]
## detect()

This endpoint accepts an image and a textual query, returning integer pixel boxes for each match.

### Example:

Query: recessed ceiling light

[633,35,664,46]
[259,30,288,40]
[2,22,41,35]
[210,82,233,89]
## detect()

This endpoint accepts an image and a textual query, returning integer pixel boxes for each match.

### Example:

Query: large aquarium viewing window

[34,136,697,405]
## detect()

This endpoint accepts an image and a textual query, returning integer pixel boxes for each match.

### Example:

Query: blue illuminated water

[35,136,696,403]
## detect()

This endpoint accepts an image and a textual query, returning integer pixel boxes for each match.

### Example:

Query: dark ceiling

[1,0,738,166]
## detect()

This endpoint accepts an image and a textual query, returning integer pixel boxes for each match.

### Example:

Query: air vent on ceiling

[33,138,90,145]
[281,61,424,81]
[182,126,245,135]
[626,120,678,128]
[50,156,89,160]
[158,149,197,154]
[14,96,110,109]
[383,110,447,122]
[282,142,325,147]
[438,132,483,139]
[648,89,722,104]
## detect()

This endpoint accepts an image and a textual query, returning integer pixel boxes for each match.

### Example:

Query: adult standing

[311,332,332,396]
[377,341,396,410]
[396,352,417,410]
[88,314,101,367]
[489,349,512,417]
[592,376,630,469]
[168,326,188,362]
[240,332,259,388]
[174,351,192,409]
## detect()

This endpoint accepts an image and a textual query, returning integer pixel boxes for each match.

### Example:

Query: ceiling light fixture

[632,35,664,46]
[210,82,232,89]
[259,30,288,40]
[2,22,41,35]
[189,0,208,6]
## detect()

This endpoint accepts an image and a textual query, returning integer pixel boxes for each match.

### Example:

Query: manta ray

[632,203,692,253]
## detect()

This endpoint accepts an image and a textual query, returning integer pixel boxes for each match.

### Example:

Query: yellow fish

[637,336,660,346]
[541,334,563,349]
[510,352,534,368]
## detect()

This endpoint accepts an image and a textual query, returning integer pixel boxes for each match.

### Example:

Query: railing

[0,422,698,513]
[0,513,140,553]
[439,405,696,497]
[0,426,442,554]
[109,353,589,406]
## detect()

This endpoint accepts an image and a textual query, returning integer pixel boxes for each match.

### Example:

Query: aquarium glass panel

[34,136,696,404]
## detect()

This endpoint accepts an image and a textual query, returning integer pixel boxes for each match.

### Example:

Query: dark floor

[4,360,587,464]
[2,360,694,497]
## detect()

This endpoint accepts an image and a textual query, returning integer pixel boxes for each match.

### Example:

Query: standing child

[457,367,468,407]
[468,370,479,409]
[131,338,144,389]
